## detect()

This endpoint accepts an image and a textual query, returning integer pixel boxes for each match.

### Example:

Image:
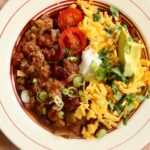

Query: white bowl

[0,0,150,150]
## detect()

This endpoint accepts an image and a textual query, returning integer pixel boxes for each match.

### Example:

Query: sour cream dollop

[79,47,102,80]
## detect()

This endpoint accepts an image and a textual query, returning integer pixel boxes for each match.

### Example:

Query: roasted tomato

[58,8,83,31]
[58,27,87,55]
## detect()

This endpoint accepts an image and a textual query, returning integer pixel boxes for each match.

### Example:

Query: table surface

[0,131,19,150]
[0,0,150,150]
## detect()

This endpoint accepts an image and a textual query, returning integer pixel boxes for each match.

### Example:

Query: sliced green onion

[68,87,77,97]
[93,13,101,22]
[32,78,37,84]
[112,85,122,101]
[65,48,71,57]
[67,56,79,62]
[110,6,119,17]
[123,116,128,125]
[53,96,64,111]
[57,111,64,119]
[62,88,69,96]
[91,60,99,72]
[114,26,122,33]
[49,93,53,98]
[127,103,135,114]
[105,24,111,31]
[73,75,83,88]
[108,99,114,111]
[137,96,147,102]
[114,105,122,114]
[37,91,48,102]
[62,87,78,98]
[147,85,150,97]
[42,107,47,115]
[123,24,128,30]
[96,129,107,138]
[106,33,112,38]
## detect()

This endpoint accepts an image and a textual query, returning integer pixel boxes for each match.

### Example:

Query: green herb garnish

[42,107,47,115]
[32,78,37,84]
[93,13,101,22]
[112,85,122,101]
[112,67,126,82]
[106,33,112,38]
[114,26,122,33]
[123,116,128,125]
[108,99,114,111]
[125,93,136,105]
[57,111,64,119]
[65,48,71,57]
[110,6,119,17]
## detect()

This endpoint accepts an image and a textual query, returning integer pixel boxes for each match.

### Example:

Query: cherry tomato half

[58,8,83,31]
[58,27,87,55]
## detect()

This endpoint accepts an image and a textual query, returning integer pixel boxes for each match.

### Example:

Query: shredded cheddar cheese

[77,0,118,53]
[73,0,150,139]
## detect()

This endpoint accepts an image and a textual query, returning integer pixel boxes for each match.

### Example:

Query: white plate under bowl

[0,0,150,150]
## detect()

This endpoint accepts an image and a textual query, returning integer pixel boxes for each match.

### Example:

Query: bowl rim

[0,0,150,150]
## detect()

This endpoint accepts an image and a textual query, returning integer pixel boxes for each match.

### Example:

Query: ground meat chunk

[45,78,64,96]
[29,50,45,67]
[22,40,38,54]
[37,35,52,48]
[39,63,51,79]
[54,66,69,80]
[63,60,79,74]
[51,29,60,42]
[42,48,52,60]
[12,52,24,66]
[36,14,53,30]
[65,98,80,112]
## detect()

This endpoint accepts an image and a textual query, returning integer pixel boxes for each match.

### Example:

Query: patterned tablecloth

[0,0,150,150]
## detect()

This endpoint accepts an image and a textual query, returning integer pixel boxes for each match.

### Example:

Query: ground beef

[45,78,64,96]
[12,13,82,139]
[63,59,79,74]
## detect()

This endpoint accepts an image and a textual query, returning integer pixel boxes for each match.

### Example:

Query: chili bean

[65,98,80,112]
[54,66,69,80]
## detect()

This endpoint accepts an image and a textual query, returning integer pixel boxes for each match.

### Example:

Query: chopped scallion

[73,75,84,88]
[110,6,119,17]
[62,88,69,96]
[96,129,107,138]
[37,91,48,102]
[123,116,128,125]
[106,33,112,38]
[93,13,101,22]
[32,78,37,84]
[108,99,114,111]
[57,111,64,119]
[67,56,79,62]
[114,26,122,33]
[123,24,128,30]
[42,107,47,115]
[65,48,71,57]
[53,96,64,111]
[62,87,77,98]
